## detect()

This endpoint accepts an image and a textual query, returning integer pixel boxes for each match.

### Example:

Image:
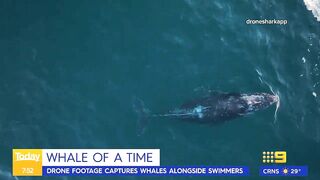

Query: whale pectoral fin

[132,97,150,136]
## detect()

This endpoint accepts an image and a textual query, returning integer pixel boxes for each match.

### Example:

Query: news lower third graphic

[260,151,308,176]
[12,149,249,176]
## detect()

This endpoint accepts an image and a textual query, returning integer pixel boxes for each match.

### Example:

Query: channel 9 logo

[262,151,286,163]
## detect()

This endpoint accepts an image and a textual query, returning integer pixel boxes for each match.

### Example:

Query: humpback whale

[133,92,279,135]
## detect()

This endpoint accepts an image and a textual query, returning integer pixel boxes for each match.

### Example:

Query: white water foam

[255,69,280,124]
[304,0,320,21]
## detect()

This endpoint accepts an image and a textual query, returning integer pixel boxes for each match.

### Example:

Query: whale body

[133,92,279,135]
[165,92,278,123]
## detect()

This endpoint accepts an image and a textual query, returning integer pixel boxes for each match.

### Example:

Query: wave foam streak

[304,0,320,21]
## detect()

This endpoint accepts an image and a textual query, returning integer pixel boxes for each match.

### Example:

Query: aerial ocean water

[0,0,320,179]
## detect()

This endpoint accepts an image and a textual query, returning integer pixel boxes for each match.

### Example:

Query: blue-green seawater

[0,0,320,179]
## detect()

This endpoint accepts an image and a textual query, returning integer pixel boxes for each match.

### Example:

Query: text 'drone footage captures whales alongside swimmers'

[132,92,279,136]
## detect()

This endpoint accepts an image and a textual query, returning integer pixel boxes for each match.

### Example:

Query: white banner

[42,149,160,166]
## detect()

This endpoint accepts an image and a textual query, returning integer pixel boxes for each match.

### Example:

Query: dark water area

[0,0,320,179]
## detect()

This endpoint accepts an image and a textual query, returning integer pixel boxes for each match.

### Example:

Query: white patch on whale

[192,105,209,118]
